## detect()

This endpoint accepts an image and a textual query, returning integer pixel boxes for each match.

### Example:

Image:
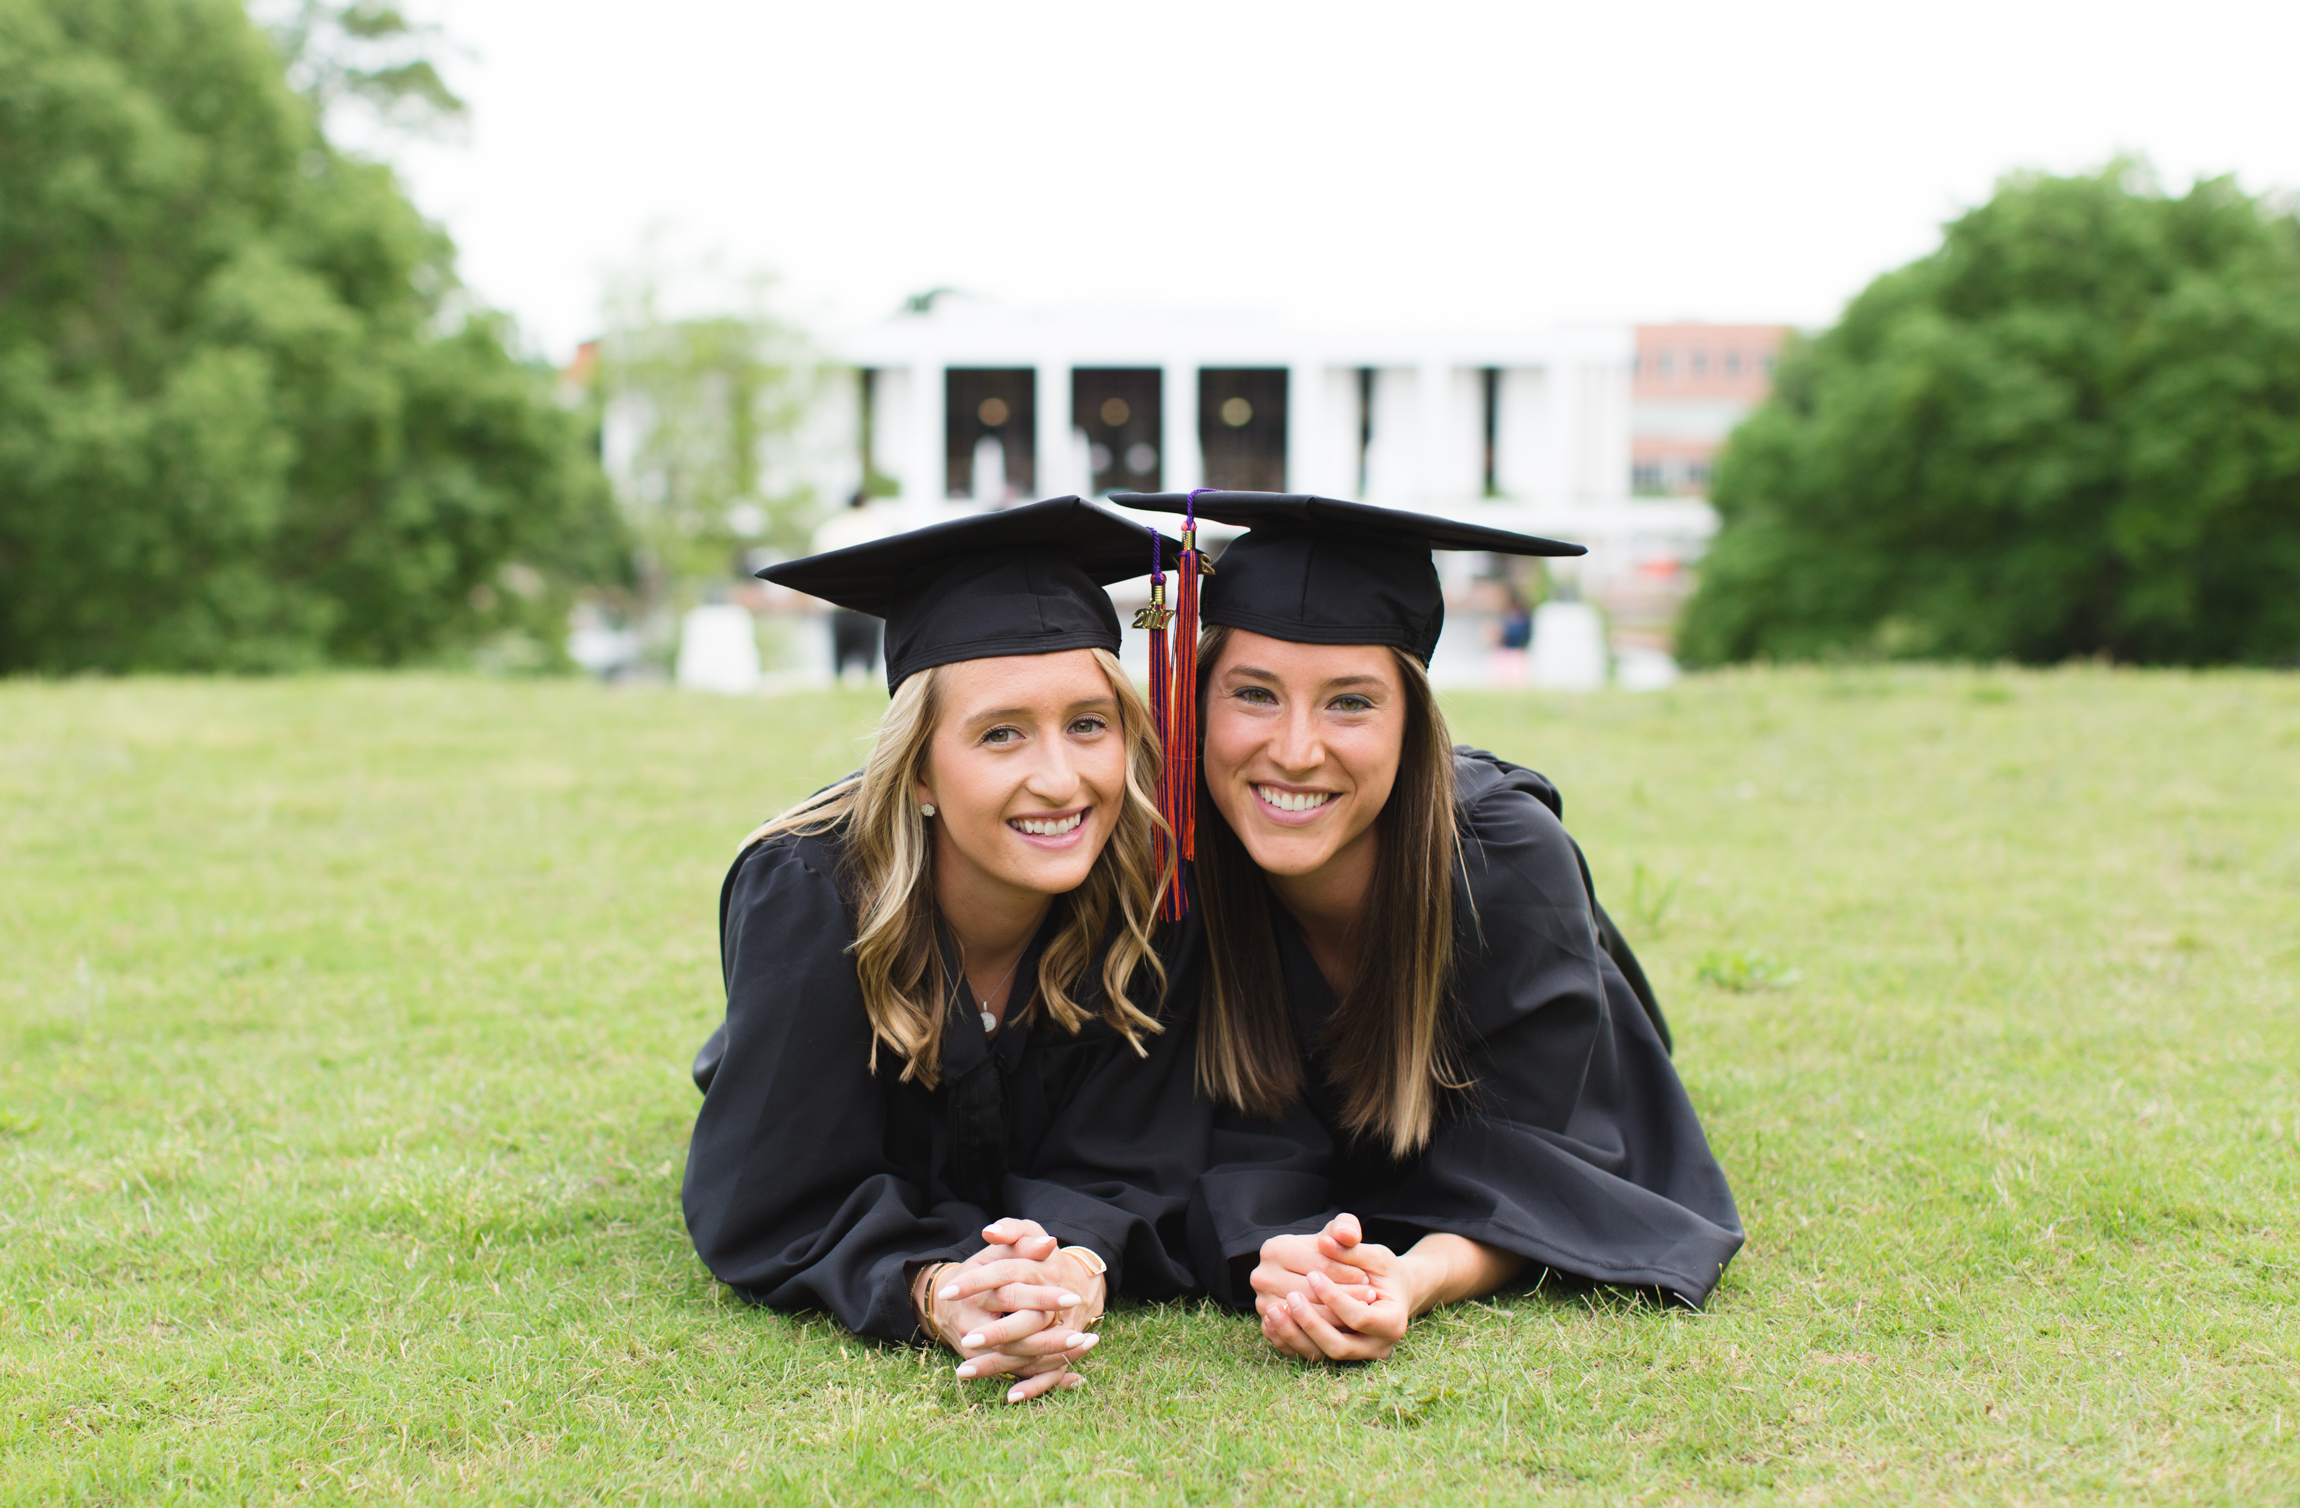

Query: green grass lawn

[2,667,2295,1504]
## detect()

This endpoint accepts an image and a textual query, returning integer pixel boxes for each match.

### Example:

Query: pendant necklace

[966,949,1024,1036]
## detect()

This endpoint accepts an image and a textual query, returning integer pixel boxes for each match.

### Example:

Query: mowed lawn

[1,668,2295,1505]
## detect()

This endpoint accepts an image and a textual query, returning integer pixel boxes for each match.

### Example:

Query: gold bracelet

[1056,1245,1108,1324]
[912,1261,951,1343]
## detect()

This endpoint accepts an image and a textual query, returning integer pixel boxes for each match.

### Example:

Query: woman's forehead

[938,648,1115,714]
[1215,631,1399,686]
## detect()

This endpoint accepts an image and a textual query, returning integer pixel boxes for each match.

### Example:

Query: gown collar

[934,911,1058,1081]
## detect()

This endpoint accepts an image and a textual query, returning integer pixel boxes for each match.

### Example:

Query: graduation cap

[1114,491,1585,665]
[1112,491,1585,919]
[757,496,1181,693]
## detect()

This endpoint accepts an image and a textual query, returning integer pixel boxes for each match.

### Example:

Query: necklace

[965,948,1024,1035]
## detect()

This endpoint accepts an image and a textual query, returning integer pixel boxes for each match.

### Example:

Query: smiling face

[1201,629,1408,887]
[913,648,1128,907]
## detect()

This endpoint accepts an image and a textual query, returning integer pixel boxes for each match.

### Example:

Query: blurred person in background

[683,500,1199,1403]
[814,491,896,685]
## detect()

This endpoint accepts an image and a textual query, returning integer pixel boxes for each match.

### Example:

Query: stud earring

[920,803,937,817]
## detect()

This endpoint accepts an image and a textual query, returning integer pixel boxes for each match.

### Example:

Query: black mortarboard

[1112,492,1585,664]
[758,495,1182,692]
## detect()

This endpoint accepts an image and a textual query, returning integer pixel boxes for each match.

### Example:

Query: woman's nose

[1024,737,1083,800]
[1267,706,1324,774]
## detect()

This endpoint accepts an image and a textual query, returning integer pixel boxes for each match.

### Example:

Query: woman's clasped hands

[1253,1214,1527,1363]
[919,1218,1105,1403]
[1251,1212,1415,1361]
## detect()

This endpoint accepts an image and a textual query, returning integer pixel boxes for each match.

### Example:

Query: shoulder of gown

[682,827,989,1342]
[1350,747,1744,1303]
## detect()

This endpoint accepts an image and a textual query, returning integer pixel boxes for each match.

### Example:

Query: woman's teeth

[1255,785,1335,813]
[1010,812,1084,836]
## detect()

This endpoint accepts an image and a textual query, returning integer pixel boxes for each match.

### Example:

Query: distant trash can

[676,604,762,694]
[1614,647,1681,692]
[1529,602,1608,690]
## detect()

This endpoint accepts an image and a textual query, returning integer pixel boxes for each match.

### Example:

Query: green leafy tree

[0,0,625,671]
[597,264,825,619]
[1680,165,2300,666]
[263,1,466,134]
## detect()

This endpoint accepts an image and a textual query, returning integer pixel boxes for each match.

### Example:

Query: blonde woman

[1123,492,1743,1363]
[683,500,1197,1403]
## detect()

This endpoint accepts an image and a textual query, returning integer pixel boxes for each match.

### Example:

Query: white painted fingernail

[1057,1292,1081,1306]
[959,1333,986,1349]
[1007,1386,1025,1403]
[955,1364,975,1379]
[1064,1374,1084,1390]
[938,1285,959,1300]
[1070,1333,1097,1350]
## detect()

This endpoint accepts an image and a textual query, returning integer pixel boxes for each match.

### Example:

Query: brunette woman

[1128,491,1743,1363]
[683,499,1200,1402]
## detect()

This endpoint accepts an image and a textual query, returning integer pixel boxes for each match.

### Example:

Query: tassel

[1171,529,1203,866]
[1134,535,1182,921]
[1160,488,1217,919]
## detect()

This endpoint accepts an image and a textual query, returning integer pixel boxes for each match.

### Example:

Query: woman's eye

[1330,695,1374,713]
[1234,686,1277,706]
[982,727,1021,746]
[1068,716,1108,736]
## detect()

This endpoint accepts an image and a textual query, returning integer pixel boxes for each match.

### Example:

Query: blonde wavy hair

[741,648,1168,1086]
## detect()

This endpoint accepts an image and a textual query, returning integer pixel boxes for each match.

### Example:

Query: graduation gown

[682,824,1205,1343]
[1188,748,1744,1308]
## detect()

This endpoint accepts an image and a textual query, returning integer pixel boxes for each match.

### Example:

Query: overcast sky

[384,0,2300,360]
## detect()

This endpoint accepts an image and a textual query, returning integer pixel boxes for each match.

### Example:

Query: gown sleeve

[998,904,1221,1300]
[681,835,988,1342]
[1186,1097,1340,1309]
[1349,756,1744,1305]
[1000,1009,1205,1299]
[1172,888,1346,1309]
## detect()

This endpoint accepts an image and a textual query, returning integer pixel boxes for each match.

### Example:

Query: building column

[1416,359,1451,506]
[910,360,946,503]
[1162,362,1201,492]
[1035,360,1072,499]
[1286,360,1321,496]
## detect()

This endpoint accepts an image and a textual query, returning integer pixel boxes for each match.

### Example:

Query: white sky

[384,0,2300,361]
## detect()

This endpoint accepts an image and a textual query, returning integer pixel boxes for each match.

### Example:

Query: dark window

[1762,352,1777,376]
[946,368,1035,501]
[1725,350,1742,376]
[1691,349,1708,376]
[1199,368,1288,492]
[1356,368,1375,495]
[1481,367,1501,497]
[1072,369,1162,495]
[1656,351,1674,378]
[1631,462,1665,495]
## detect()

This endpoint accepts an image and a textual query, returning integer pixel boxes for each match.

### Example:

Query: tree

[262,1,467,136]
[595,262,826,622]
[0,0,626,672]
[1678,165,2300,667]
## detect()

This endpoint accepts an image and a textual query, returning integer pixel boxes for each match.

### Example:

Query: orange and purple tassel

[1134,532,1177,918]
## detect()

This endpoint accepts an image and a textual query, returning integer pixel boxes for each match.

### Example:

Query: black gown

[683,823,1206,1343]
[1187,748,1744,1309]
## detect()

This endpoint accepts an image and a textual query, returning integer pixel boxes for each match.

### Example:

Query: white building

[805,297,1717,685]
[611,298,1760,687]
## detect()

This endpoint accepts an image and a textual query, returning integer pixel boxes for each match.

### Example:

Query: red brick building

[1630,323,1789,496]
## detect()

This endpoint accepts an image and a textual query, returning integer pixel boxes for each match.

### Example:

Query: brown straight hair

[1190,625,1465,1159]
[743,648,1167,1087]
